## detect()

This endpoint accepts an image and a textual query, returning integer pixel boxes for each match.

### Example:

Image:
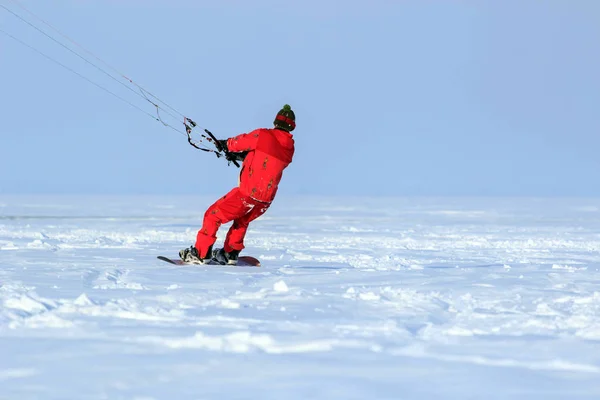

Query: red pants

[194,188,270,257]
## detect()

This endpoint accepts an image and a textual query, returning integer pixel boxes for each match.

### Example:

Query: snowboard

[157,255,261,267]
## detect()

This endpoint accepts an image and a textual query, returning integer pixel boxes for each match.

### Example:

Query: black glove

[225,151,247,163]
[217,139,229,152]
[231,151,248,161]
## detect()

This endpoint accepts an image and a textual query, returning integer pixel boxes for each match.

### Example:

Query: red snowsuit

[194,128,295,256]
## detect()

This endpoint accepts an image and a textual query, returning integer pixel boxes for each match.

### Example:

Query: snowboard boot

[212,248,240,265]
[179,245,213,264]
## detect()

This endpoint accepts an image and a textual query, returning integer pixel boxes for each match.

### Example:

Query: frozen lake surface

[1,195,600,399]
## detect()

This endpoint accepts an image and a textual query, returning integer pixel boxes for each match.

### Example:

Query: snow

[1,195,600,399]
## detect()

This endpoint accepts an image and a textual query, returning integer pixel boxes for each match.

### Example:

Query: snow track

[1,195,600,399]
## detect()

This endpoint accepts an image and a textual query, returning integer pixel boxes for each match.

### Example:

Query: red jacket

[227,128,295,203]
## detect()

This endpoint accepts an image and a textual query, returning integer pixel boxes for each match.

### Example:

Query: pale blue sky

[1,0,598,197]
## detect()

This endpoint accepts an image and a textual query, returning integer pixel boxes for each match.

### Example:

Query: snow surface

[1,195,600,399]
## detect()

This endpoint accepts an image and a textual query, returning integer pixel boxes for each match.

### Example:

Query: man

[179,104,296,265]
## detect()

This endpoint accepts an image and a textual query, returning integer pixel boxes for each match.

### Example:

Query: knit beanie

[273,104,296,132]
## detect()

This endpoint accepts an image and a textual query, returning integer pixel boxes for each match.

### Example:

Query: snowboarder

[179,104,296,265]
